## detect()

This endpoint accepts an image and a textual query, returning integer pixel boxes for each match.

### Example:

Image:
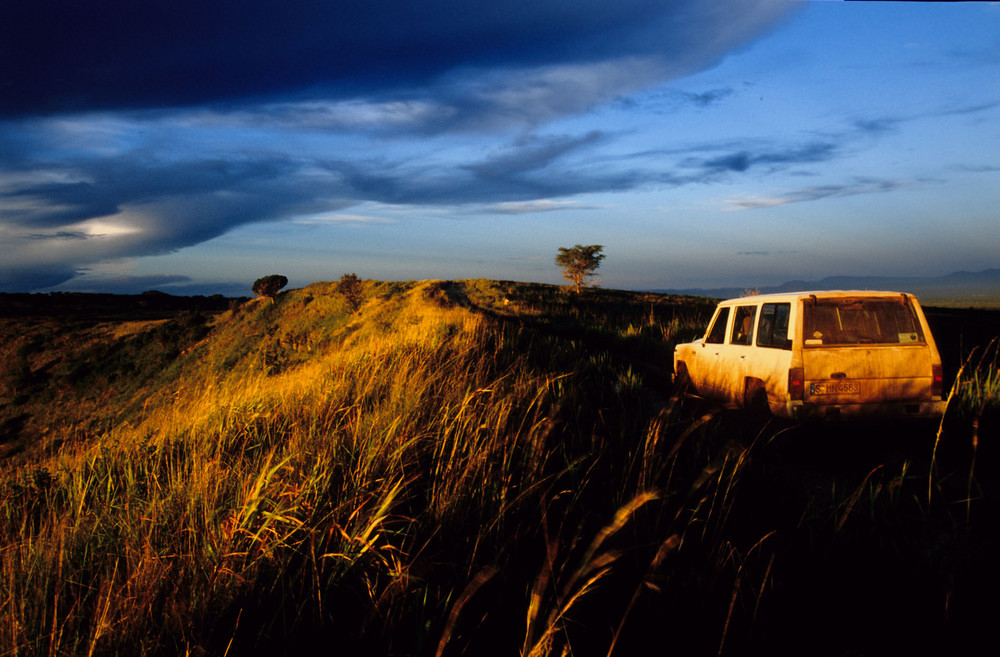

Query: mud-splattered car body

[673,291,946,419]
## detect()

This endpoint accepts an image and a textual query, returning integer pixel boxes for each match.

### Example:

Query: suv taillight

[789,367,805,400]
[932,364,944,398]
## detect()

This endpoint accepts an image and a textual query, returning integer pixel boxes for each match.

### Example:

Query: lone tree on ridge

[252,274,288,300]
[338,273,364,313]
[555,244,605,293]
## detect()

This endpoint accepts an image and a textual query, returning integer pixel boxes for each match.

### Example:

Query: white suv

[673,291,946,419]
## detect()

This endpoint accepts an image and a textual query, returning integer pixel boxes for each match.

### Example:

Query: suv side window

[757,302,791,349]
[705,307,730,344]
[730,306,756,346]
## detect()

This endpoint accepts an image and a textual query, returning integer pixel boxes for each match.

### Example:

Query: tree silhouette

[252,274,288,300]
[555,244,605,293]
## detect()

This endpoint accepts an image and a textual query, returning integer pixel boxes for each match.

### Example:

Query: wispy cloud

[737,250,797,256]
[468,132,606,179]
[687,141,838,174]
[726,178,907,209]
[45,273,195,294]
[481,200,594,214]
[23,231,89,241]
[292,214,396,225]
[681,88,736,107]
[956,164,1000,173]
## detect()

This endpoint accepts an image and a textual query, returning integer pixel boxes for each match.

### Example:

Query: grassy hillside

[0,294,231,461]
[1,280,998,656]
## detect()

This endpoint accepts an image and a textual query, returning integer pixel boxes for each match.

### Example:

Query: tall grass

[948,337,1000,418]
[1,280,995,655]
[3,281,735,655]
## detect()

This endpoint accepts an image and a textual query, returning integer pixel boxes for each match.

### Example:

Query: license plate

[810,381,861,395]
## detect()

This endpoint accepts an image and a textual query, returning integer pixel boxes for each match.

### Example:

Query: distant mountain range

[653,268,1000,307]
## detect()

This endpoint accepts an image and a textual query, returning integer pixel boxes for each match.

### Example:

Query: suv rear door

[800,295,937,406]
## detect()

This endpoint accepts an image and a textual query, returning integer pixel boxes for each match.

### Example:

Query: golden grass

[2,281,616,655]
[3,279,990,656]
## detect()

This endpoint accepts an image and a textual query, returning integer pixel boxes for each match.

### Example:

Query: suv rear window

[803,296,925,346]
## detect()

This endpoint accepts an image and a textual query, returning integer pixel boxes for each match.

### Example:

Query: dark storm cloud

[50,274,194,294]
[0,150,358,291]
[1,130,655,293]
[1,0,793,117]
[0,1,799,291]
[4,155,300,230]
[0,263,79,291]
[3,128,631,240]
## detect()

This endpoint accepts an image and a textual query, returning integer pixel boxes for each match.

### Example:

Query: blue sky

[1,1,998,296]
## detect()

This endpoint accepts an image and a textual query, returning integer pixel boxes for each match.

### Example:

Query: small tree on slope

[555,244,605,294]
[252,274,288,300]
[338,273,364,313]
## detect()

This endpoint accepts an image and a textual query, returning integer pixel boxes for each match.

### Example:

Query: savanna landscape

[1,280,999,656]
